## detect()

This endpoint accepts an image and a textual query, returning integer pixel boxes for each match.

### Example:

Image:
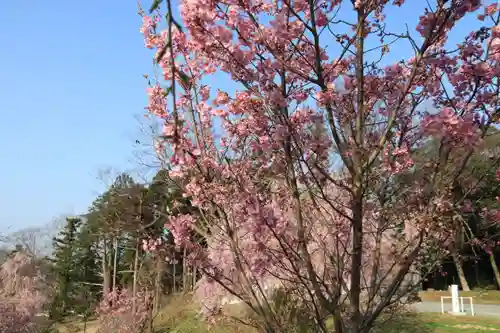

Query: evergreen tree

[49,216,81,319]
[459,129,500,288]
[71,220,102,314]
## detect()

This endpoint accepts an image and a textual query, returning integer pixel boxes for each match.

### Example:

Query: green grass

[154,311,500,333]
[416,313,500,333]
[153,294,254,333]
[57,293,500,333]
[371,313,500,333]
[153,294,500,333]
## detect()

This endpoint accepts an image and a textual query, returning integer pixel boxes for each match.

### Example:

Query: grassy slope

[56,293,500,333]
[154,294,500,333]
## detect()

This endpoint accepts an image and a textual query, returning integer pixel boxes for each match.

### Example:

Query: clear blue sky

[0,1,153,231]
[0,1,491,232]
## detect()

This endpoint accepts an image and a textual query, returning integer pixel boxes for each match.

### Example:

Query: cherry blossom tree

[0,252,48,333]
[96,288,153,333]
[138,0,499,332]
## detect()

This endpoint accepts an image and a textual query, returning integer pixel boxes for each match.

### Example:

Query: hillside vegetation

[53,293,500,333]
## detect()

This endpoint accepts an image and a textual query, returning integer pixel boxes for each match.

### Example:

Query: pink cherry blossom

[138,0,499,331]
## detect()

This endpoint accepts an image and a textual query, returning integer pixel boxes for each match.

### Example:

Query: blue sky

[0,1,153,231]
[0,0,492,232]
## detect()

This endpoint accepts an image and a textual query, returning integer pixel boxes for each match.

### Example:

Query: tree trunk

[349,194,363,326]
[147,298,154,333]
[102,238,111,300]
[112,237,118,291]
[489,251,500,290]
[132,241,139,314]
[192,265,197,290]
[154,255,163,314]
[172,260,176,293]
[182,247,188,292]
[474,262,480,287]
[452,252,470,291]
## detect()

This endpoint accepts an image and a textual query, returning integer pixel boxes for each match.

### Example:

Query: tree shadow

[371,312,435,333]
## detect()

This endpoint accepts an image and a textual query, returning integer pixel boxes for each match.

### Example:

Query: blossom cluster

[0,252,47,333]
[138,0,499,327]
[97,289,152,333]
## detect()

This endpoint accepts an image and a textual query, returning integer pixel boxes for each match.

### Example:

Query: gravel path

[413,302,500,317]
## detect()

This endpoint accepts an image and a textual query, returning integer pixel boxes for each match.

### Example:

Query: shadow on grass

[371,313,435,333]
[154,310,435,333]
[153,293,440,333]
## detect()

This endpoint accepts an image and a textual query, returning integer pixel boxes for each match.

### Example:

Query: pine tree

[83,173,147,297]
[49,216,81,319]
[71,220,102,314]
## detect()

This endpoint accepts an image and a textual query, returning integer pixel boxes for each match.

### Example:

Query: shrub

[96,289,153,333]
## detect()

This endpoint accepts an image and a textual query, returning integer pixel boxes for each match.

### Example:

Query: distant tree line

[45,170,200,321]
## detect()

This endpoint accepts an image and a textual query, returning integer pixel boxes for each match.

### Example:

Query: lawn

[55,293,500,333]
[155,310,500,333]
[153,294,500,333]
[372,313,500,333]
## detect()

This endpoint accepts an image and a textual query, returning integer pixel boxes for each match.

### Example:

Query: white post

[450,285,461,314]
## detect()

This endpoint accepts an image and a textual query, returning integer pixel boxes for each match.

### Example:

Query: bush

[244,288,320,333]
[96,289,153,333]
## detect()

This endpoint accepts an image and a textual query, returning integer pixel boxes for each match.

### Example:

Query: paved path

[413,302,500,317]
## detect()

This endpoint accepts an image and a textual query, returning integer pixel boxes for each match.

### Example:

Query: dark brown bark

[102,237,111,300]
[172,260,176,293]
[132,240,139,314]
[349,194,364,330]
